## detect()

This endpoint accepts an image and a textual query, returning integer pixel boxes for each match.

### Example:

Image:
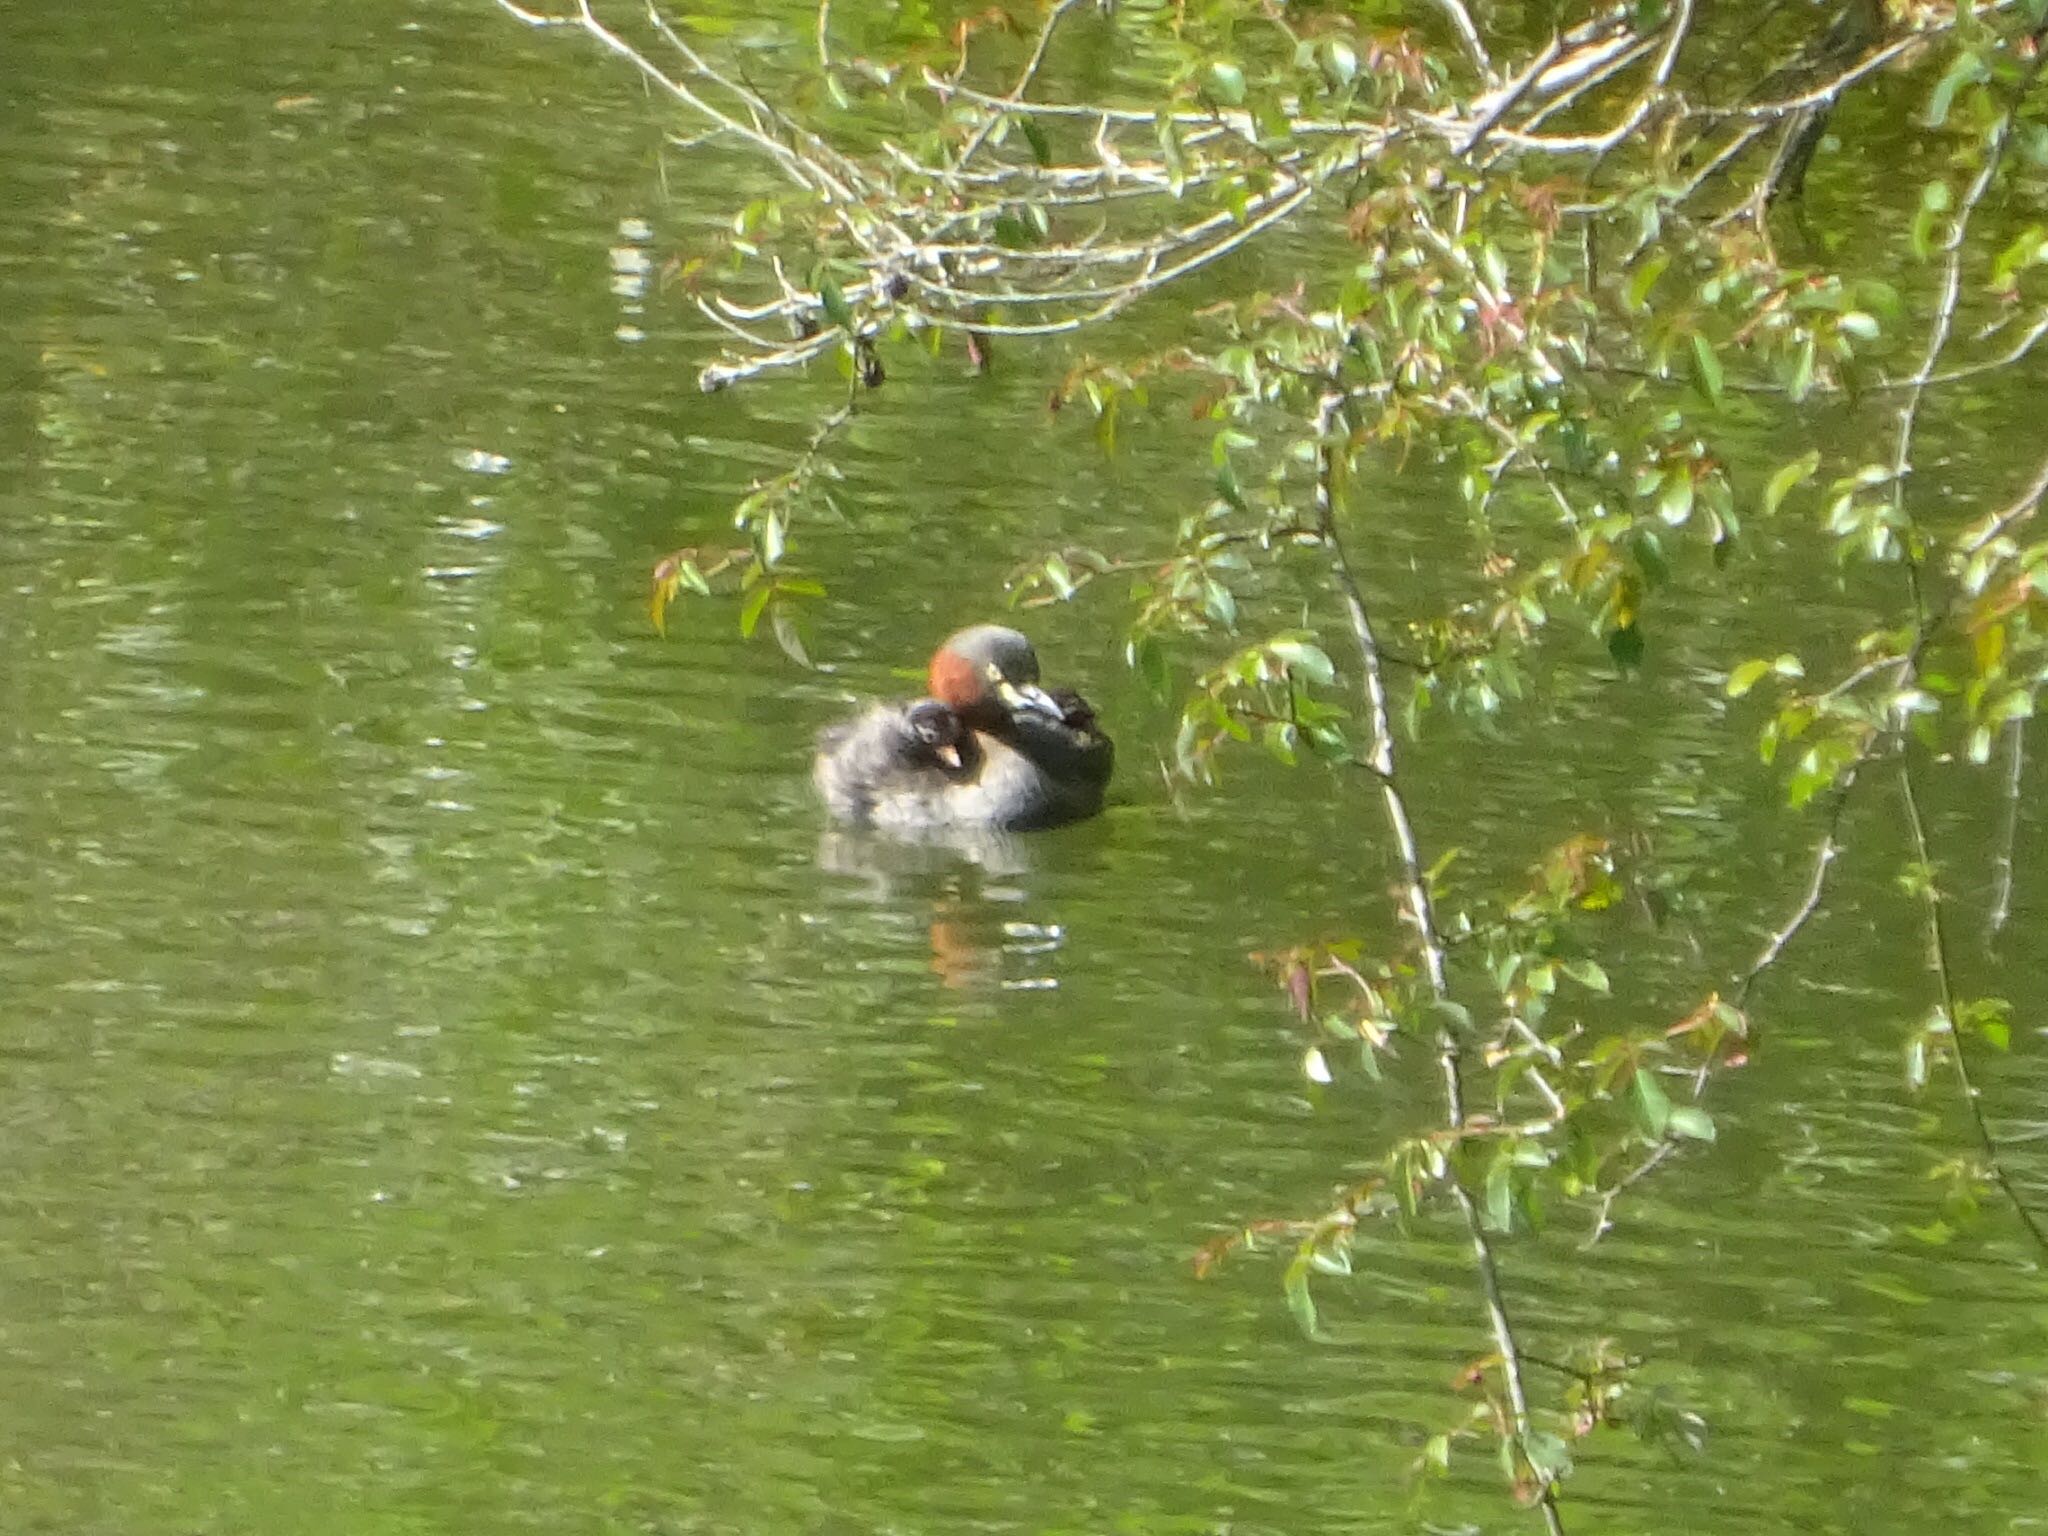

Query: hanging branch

[1890,116,2019,613]
[1734,762,1865,1008]
[947,0,1087,172]
[493,0,2017,398]
[1897,758,2048,1257]
[1418,0,1495,80]
[1313,389,1567,1535]
[1961,446,2048,555]
[1987,719,2025,943]
[503,0,2048,1512]
[1587,754,1868,1245]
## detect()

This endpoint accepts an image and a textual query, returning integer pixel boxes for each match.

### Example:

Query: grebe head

[927,625,1063,732]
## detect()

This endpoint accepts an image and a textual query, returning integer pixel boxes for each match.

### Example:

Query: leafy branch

[502,0,2048,1522]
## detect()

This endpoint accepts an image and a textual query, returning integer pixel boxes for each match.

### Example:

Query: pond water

[4,2,2045,1533]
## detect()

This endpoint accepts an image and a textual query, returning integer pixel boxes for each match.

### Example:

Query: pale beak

[935,742,963,769]
[998,679,1064,721]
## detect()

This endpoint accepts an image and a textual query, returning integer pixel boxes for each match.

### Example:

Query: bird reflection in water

[814,828,1066,990]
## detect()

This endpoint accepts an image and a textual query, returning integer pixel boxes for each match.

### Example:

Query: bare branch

[1734,761,1864,1006]
[1458,34,1563,157]
[1988,719,2026,943]
[951,0,1088,173]
[1898,756,2048,1258]
[1961,445,2048,554]
[1440,0,1692,156]
[1419,0,1495,80]
[1313,389,1564,1534]
[1890,115,2016,562]
[1706,32,1936,121]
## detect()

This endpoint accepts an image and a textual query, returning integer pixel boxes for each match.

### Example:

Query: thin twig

[1897,756,2048,1257]
[1735,761,1863,1006]
[1420,0,1495,79]
[1458,35,1564,157]
[1313,389,1565,1536]
[1987,718,2026,943]
[1961,445,2048,554]
[1591,742,1872,1247]
[1703,33,1938,121]
[1890,111,2015,603]
[1429,0,1693,157]
[952,0,1085,173]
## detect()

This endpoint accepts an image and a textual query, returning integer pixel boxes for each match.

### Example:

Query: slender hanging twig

[1312,389,1566,1536]
[1987,720,2026,943]
[1897,757,2048,1257]
[1735,762,1865,1007]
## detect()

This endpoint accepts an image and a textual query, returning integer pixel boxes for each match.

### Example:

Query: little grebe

[813,625,1112,832]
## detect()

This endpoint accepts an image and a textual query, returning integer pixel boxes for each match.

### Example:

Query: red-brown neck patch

[928,647,982,712]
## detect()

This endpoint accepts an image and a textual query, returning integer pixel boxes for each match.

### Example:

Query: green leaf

[1627,254,1669,313]
[1206,60,1247,107]
[1656,472,1695,527]
[738,579,774,639]
[1283,1254,1325,1340]
[1726,659,1772,698]
[1925,51,1987,130]
[1632,526,1671,587]
[1321,37,1359,88]
[1787,335,1817,401]
[1991,225,2048,290]
[1484,1159,1516,1233]
[1202,577,1237,629]
[1562,958,1610,994]
[818,278,854,332]
[1764,452,1821,517]
[992,213,1038,249]
[1666,1105,1716,1141]
[1042,552,1076,600]
[1521,1430,1574,1481]
[1093,388,1120,455]
[1130,633,1173,702]
[1425,998,1474,1036]
[1688,332,1723,406]
[1268,638,1336,685]
[1155,112,1187,197]
[769,606,812,669]
[1608,624,1645,670]
[1018,114,1052,168]
[1631,1064,1673,1138]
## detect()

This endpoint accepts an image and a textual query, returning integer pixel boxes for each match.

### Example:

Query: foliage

[501,0,2048,1527]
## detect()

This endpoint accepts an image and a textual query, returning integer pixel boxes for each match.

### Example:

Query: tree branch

[1313,389,1566,1535]
[1987,719,2026,943]
[950,0,1087,173]
[1897,756,2048,1257]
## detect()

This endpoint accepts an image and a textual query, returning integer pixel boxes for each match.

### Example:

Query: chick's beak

[997,678,1064,721]
[935,742,963,770]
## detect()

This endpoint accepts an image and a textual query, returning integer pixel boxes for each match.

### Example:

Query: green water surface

[3,3,2045,1533]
